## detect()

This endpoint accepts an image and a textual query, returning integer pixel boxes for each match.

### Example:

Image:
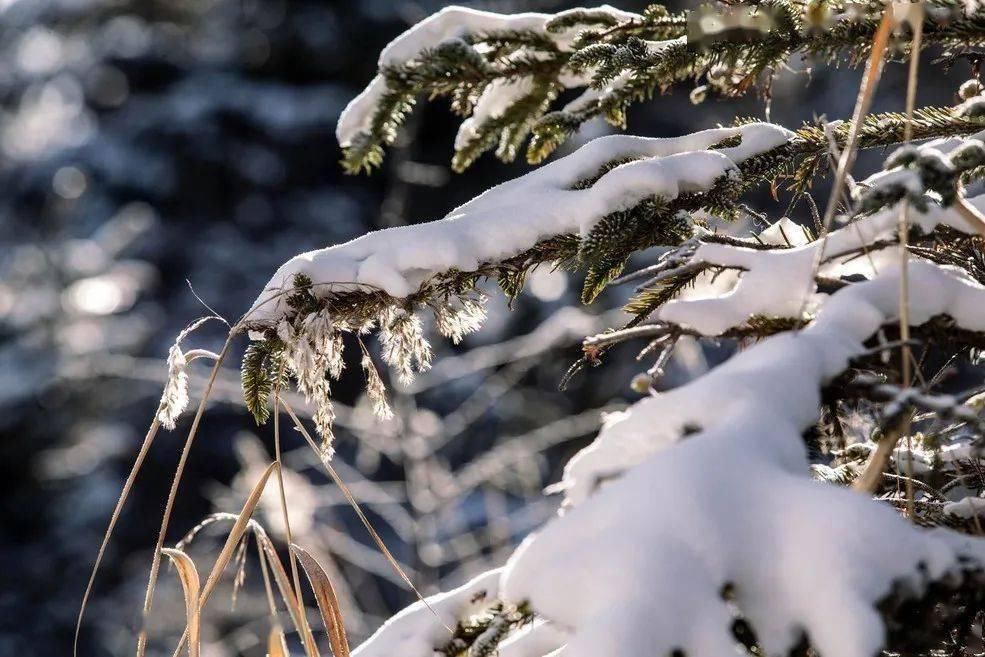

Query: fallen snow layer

[351,569,501,657]
[249,122,792,323]
[655,193,985,335]
[503,259,985,657]
[337,5,640,147]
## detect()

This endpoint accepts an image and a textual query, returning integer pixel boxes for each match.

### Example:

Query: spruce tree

[81,3,985,657]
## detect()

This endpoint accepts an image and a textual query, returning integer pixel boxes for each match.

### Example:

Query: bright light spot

[53,166,87,199]
[16,28,63,75]
[529,267,568,302]
[0,284,13,318]
[101,16,151,59]
[63,276,125,315]
[2,77,93,161]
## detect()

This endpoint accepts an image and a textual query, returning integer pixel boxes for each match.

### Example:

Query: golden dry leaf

[291,545,350,657]
[268,625,290,657]
[257,531,321,657]
[160,548,201,657]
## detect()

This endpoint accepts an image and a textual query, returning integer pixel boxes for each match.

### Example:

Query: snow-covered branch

[350,257,985,657]
[239,122,790,443]
[337,1,985,172]
[249,122,789,324]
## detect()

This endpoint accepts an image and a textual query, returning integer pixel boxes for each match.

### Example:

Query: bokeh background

[0,1,972,655]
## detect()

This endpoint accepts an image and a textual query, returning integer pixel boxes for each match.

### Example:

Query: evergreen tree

[83,2,985,657]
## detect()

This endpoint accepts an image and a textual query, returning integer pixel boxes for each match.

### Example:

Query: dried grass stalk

[160,548,201,657]
[291,544,350,657]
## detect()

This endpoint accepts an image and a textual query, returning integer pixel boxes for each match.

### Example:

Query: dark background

[0,1,971,655]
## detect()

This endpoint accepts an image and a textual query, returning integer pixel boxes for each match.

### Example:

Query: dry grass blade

[818,10,892,234]
[273,371,317,655]
[797,9,893,324]
[257,539,282,628]
[268,626,291,657]
[256,531,321,657]
[170,461,280,657]
[278,396,453,634]
[895,1,925,518]
[853,3,938,499]
[853,422,908,494]
[75,418,160,657]
[140,334,234,657]
[160,549,201,657]
[291,544,350,657]
[198,461,278,609]
[954,195,985,237]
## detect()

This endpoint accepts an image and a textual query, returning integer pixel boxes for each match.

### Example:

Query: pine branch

[340,1,985,172]
[241,339,286,425]
[438,602,532,657]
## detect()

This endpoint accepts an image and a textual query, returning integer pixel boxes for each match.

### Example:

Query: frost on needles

[147,1,985,657]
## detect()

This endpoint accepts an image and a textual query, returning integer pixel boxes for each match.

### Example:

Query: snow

[350,241,985,657]
[249,122,792,324]
[501,258,985,657]
[893,437,982,476]
[862,167,924,199]
[944,496,985,518]
[561,71,628,114]
[456,77,537,150]
[351,569,501,657]
[337,5,640,148]
[498,620,567,657]
[757,216,812,246]
[654,194,985,335]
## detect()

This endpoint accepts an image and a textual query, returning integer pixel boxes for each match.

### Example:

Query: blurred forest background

[0,0,975,655]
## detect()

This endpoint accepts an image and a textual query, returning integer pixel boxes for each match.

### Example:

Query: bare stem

[75,417,161,657]
[797,9,893,323]
[273,374,319,656]
[277,396,453,634]
[137,333,234,657]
